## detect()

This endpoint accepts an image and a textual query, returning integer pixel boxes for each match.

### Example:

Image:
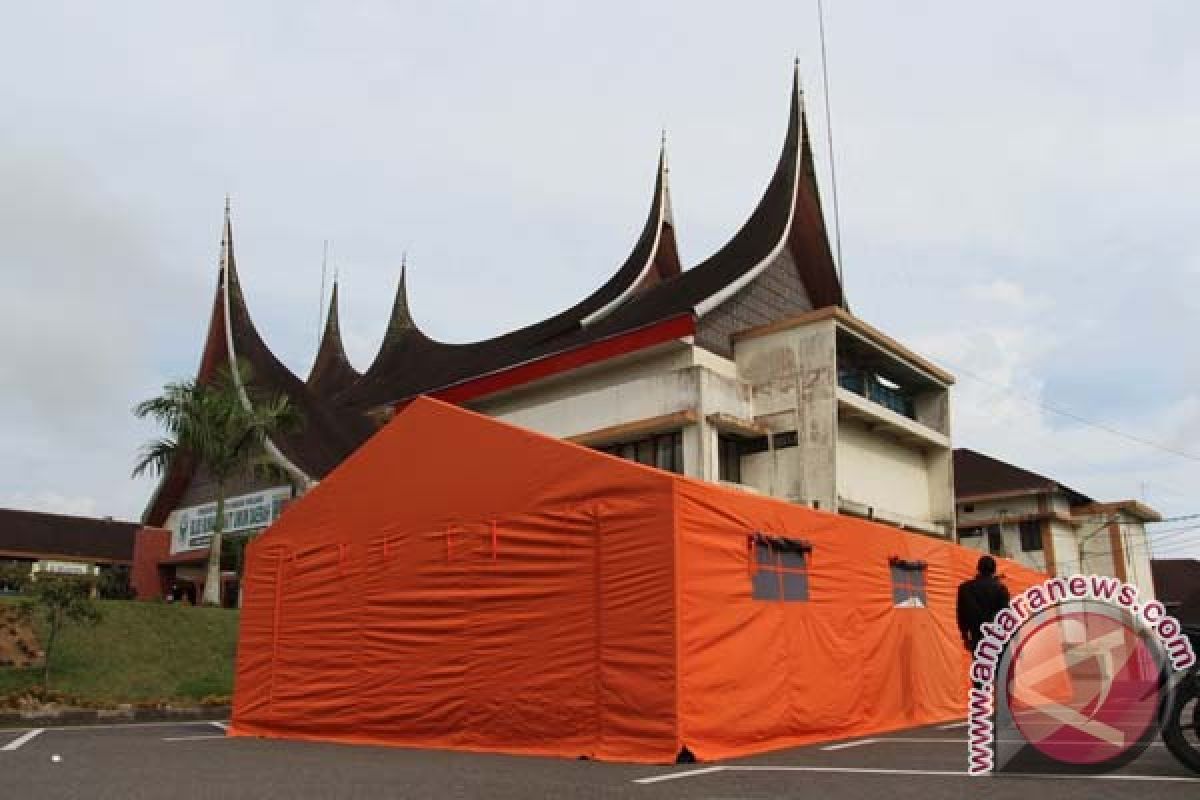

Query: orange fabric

[672,479,1043,760]
[231,397,1045,763]
[232,396,678,762]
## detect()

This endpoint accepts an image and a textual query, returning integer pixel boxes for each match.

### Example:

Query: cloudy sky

[2,1,1197,559]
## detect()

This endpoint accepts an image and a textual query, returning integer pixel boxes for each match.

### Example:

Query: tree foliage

[133,362,301,605]
[18,575,102,687]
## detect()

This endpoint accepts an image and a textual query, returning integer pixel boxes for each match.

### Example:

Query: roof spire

[307,271,361,395]
[386,256,417,339]
[658,129,675,228]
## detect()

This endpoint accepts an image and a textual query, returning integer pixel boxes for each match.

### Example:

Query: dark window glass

[959,527,982,539]
[718,435,742,483]
[750,535,811,602]
[838,365,916,419]
[597,432,683,475]
[890,559,928,607]
[655,435,675,473]
[772,431,799,449]
[987,525,1004,554]
[741,435,770,455]
[1018,520,1043,552]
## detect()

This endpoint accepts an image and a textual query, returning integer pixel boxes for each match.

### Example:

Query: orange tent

[231,397,1044,762]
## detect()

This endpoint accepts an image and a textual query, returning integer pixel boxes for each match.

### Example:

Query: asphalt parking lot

[1,719,1197,799]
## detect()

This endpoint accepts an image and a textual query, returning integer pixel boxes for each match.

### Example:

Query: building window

[750,534,811,601]
[963,504,975,513]
[739,430,799,455]
[598,431,682,474]
[890,558,927,608]
[986,525,1004,554]
[718,435,742,483]
[1018,520,1043,552]
[838,367,916,419]
[959,527,982,540]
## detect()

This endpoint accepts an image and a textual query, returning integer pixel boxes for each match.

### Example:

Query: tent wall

[233,397,1048,764]
[232,398,680,762]
[673,479,1045,761]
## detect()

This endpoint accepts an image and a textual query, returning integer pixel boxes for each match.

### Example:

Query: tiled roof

[0,508,139,562]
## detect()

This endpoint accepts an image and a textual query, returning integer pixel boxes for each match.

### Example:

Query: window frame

[749,533,813,602]
[598,431,683,475]
[889,557,928,608]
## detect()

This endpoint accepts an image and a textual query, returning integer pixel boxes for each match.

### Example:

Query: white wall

[836,419,933,523]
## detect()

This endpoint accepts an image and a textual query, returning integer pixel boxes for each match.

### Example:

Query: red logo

[1006,608,1164,767]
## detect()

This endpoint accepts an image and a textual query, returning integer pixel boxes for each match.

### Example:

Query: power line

[1148,513,1200,527]
[943,358,1200,464]
[1076,526,1200,560]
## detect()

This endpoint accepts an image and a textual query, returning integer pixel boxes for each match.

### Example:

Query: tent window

[596,432,683,474]
[750,534,811,602]
[890,558,927,608]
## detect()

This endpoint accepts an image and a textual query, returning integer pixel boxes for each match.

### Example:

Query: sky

[1,1,1197,560]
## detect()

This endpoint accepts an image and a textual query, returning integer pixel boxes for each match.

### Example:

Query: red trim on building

[428,314,696,406]
[130,527,171,600]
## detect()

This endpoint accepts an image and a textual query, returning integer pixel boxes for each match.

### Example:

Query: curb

[0,705,230,728]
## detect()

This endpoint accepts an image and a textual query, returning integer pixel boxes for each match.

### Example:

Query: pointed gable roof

[143,203,374,526]
[337,141,684,412]
[327,65,846,412]
[307,279,361,397]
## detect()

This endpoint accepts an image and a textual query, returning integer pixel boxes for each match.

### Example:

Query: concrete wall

[476,344,752,485]
[835,419,933,523]
[734,318,839,510]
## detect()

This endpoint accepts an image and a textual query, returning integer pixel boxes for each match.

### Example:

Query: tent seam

[671,480,682,757]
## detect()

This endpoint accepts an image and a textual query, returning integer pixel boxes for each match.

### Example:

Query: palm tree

[133,363,301,606]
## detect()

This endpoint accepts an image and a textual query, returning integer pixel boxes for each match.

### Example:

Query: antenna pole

[817,0,846,296]
[318,239,329,350]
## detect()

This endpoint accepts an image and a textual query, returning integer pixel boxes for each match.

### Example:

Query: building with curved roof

[144,67,958,596]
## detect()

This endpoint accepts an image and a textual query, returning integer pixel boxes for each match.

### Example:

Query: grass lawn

[0,597,238,704]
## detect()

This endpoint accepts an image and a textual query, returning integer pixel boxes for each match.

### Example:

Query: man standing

[957,555,1011,654]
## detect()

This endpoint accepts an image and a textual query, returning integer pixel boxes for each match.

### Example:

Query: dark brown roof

[0,508,140,562]
[953,448,1092,505]
[143,214,376,526]
[1151,559,1200,626]
[337,142,683,413]
[306,280,361,398]
[335,68,842,413]
[146,68,847,525]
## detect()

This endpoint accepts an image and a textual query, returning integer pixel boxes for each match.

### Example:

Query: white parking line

[866,736,1166,747]
[0,719,225,733]
[1,729,44,751]
[821,739,878,751]
[633,766,727,784]
[938,721,969,730]
[209,721,229,732]
[633,765,1200,785]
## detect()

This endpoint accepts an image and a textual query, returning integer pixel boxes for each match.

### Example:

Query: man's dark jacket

[956,575,1011,650]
